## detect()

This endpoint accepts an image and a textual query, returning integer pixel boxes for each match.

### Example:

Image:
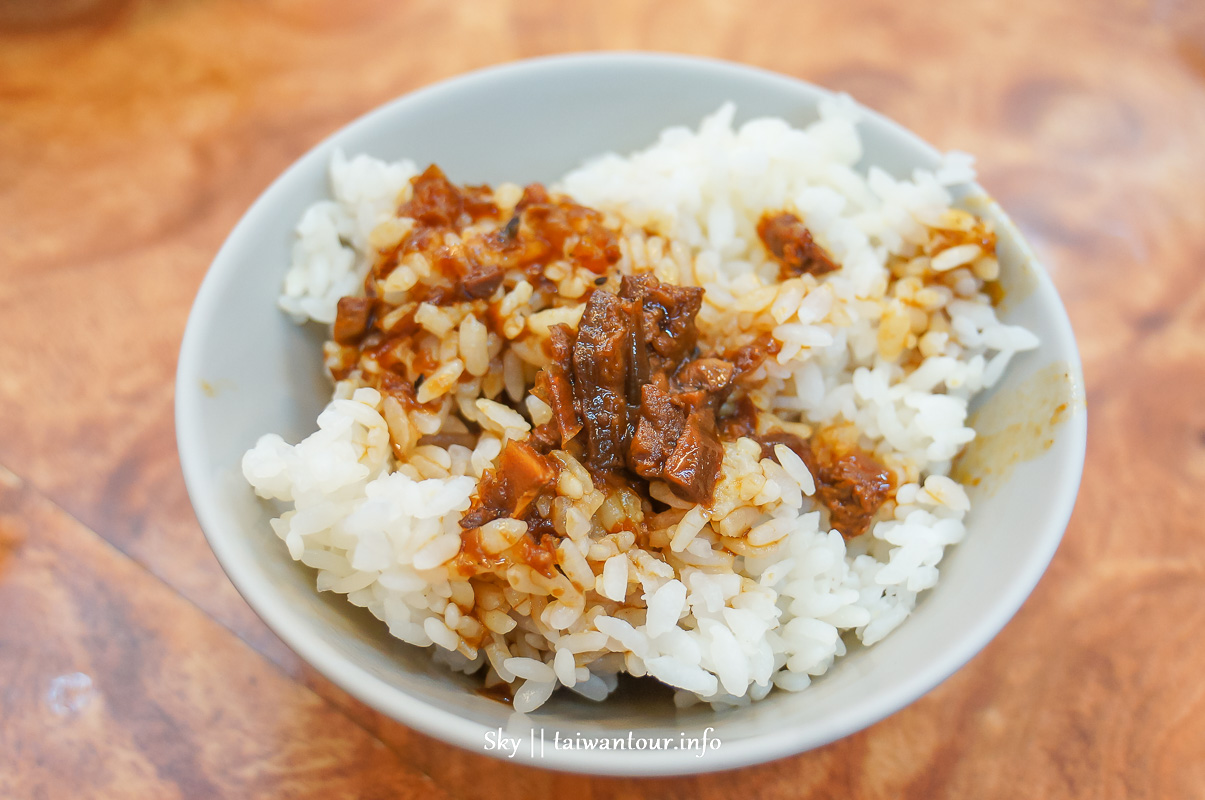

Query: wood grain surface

[2,0,1203,797]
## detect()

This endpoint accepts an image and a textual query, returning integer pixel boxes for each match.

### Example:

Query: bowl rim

[176,50,1087,776]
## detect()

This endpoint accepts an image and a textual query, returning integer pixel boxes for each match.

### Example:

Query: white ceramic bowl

[176,52,1086,775]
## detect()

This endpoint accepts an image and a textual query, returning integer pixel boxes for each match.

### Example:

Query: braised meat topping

[525,275,775,504]
[757,211,838,279]
[757,431,893,538]
[398,164,498,228]
[333,296,374,345]
[328,164,629,398]
[675,357,734,393]
[461,440,560,530]
[618,275,703,372]
[359,166,622,344]
[628,375,683,479]
[459,263,505,299]
[328,167,897,581]
[661,407,725,503]
[571,289,643,471]
[535,324,583,444]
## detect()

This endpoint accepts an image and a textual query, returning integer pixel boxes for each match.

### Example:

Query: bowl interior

[176,53,1086,775]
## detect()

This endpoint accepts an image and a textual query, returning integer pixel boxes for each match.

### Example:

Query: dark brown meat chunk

[398,165,465,228]
[628,365,727,503]
[396,167,498,230]
[628,374,685,479]
[539,324,583,443]
[333,297,374,345]
[526,421,562,454]
[453,438,564,579]
[757,212,839,279]
[667,387,715,417]
[460,440,559,529]
[571,290,642,470]
[624,295,650,405]
[662,408,725,503]
[459,263,504,299]
[619,275,703,372]
[665,356,739,424]
[675,357,734,394]
[757,432,893,538]
[693,337,781,440]
[531,375,574,448]
[813,448,892,538]
[522,275,739,504]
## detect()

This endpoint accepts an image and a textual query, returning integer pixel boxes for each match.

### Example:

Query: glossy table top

[2,0,1203,797]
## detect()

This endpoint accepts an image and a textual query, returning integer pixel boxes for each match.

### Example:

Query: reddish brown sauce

[928,218,997,255]
[333,166,623,350]
[517,534,559,577]
[984,280,1006,306]
[718,394,759,439]
[329,165,626,401]
[386,171,619,304]
[454,526,562,580]
[756,212,838,279]
[452,442,564,579]
[475,682,515,705]
[453,530,508,576]
[925,215,1002,304]
[461,440,559,530]
[757,431,893,539]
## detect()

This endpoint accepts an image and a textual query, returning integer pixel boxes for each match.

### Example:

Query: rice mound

[244,99,1038,713]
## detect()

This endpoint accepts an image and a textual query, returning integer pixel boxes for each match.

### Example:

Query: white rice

[244,98,1037,711]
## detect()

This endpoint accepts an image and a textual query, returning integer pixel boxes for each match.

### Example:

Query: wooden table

[2,0,1203,796]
